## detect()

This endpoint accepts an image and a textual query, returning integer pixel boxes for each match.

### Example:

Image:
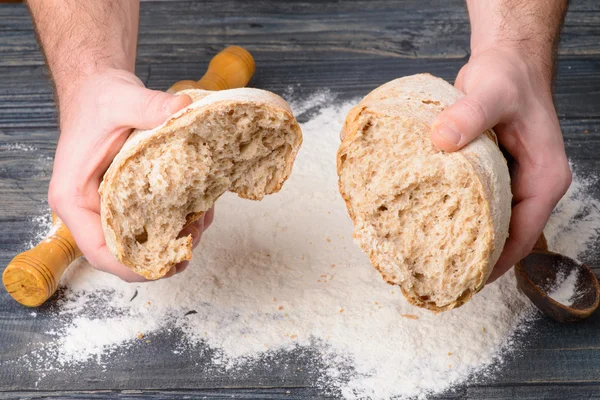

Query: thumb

[120,85,193,130]
[431,81,514,152]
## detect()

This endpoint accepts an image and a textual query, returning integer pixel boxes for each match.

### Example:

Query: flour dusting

[10,94,600,399]
[0,143,37,152]
[548,269,580,306]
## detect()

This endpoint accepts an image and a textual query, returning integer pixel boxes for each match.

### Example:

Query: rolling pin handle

[169,46,255,93]
[2,216,82,307]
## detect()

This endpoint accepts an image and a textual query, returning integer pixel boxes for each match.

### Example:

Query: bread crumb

[326,237,331,243]
[145,340,151,344]
[482,327,486,333]
[278,306,284,310]
[448,352,452,356]
[290,334,297,339]
[340,308,345,313]
[584,129,589,134]
[331,264,336,268]
[137,333,144,339]
[401,314,419,320]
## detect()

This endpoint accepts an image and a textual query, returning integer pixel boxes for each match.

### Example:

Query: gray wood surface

[1,1,600,399]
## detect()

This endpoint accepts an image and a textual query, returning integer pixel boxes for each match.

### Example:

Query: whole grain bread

[336,73,511,312]
[99,88,302,279]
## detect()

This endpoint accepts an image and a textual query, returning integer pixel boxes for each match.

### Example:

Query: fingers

[57,205,149,283]
[173,209,216,275]
[486,195,554,283]
[178,218,204,248]
[116,84,193,130]
[174,260,190,274]
[171,217,205,276]
[431,78,517,152]
[487,158,572,284]
[203,207,215,230]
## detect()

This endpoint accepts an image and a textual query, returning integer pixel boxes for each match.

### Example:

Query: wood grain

[0,0,599,399]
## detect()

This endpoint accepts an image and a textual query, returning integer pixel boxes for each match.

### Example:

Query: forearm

[26,0,140,99]
[466,0,568,81]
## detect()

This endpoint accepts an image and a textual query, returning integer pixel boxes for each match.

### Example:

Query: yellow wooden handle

[167,46,255,93]
[3,214,82,307]
[3,46,255,307]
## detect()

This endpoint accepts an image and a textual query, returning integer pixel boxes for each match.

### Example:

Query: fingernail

[436,123,462,145]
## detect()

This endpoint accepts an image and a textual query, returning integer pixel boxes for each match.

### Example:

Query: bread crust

[337,74,512,312]
[99,88,302,279]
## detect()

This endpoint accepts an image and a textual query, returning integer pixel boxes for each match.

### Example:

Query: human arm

[26,0,209,281]
[431,0,571,282]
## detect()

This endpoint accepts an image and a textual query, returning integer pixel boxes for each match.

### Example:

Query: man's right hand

[48,68,212,281]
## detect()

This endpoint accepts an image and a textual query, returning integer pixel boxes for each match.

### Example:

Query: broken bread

[99,88,302,280]
[336,73,511,312]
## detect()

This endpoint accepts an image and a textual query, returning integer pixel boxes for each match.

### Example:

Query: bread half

[337,74,511,312]
[99,88,302,279]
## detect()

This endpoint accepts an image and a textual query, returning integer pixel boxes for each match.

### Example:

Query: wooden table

[1,1,599,398]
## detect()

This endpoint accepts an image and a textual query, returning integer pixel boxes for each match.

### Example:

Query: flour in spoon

[548,269,581,306]
[16,94,600,399]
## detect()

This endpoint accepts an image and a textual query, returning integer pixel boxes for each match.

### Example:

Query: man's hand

[48,69,212,281]
[431,0,571,283]
[26,1,213,281]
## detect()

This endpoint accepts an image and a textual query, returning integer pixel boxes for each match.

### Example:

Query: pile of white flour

[17,93,600,399]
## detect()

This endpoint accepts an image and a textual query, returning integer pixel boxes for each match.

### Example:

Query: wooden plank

[0,0,599,67]
[1,0,600,398]
[0,55,599,133]
[0,385,599,400]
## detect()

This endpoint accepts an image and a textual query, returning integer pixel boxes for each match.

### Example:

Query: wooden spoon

[514,235,600,322]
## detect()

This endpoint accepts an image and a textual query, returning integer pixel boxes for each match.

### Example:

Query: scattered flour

[10,94,600,399]
[547,269,580,306]
[0,143,37,152]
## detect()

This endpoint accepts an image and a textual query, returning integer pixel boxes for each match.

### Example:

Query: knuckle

[544,159,572,197]
[557,164,573,195]
[48,183,67,214]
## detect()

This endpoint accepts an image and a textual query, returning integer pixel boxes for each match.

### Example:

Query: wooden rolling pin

[3,46,256,307]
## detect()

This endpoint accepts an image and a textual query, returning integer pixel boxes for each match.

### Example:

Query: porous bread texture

[99,88,302,280]
[337,73,511,312]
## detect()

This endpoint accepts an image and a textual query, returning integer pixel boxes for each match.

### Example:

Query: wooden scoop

[515,234,600,322]
[2,46,255,307]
